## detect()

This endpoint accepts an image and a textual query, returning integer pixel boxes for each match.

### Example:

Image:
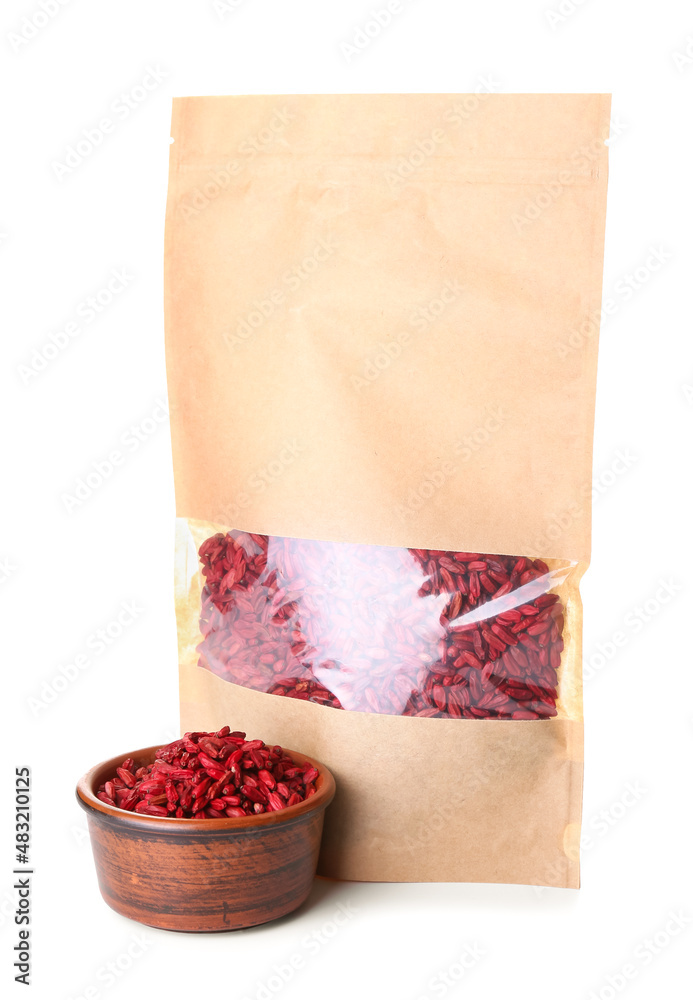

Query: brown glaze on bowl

[76,745,336,932]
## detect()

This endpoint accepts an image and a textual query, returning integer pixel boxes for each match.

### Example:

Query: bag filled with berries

[165,92,611,886]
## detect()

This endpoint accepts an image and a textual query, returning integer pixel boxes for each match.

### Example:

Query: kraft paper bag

[165,93,610,887]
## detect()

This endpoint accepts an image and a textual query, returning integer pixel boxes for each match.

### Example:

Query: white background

[2,2,692,999]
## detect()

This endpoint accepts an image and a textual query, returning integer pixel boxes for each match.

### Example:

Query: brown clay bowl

[76,744,336,932]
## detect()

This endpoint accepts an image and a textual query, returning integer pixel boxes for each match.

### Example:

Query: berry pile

[96,728,318,818]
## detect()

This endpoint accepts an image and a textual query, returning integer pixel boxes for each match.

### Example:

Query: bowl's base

[99,884,312,933]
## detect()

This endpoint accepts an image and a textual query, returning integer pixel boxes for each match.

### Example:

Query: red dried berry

[197,532,566,720]
[96,730,318,818]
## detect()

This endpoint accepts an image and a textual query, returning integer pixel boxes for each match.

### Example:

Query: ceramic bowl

[76,744,335,932]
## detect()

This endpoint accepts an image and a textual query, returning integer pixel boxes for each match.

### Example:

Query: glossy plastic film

[188,524,579,722]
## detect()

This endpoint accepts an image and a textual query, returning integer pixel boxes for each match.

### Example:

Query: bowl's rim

[76,743,336,833]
